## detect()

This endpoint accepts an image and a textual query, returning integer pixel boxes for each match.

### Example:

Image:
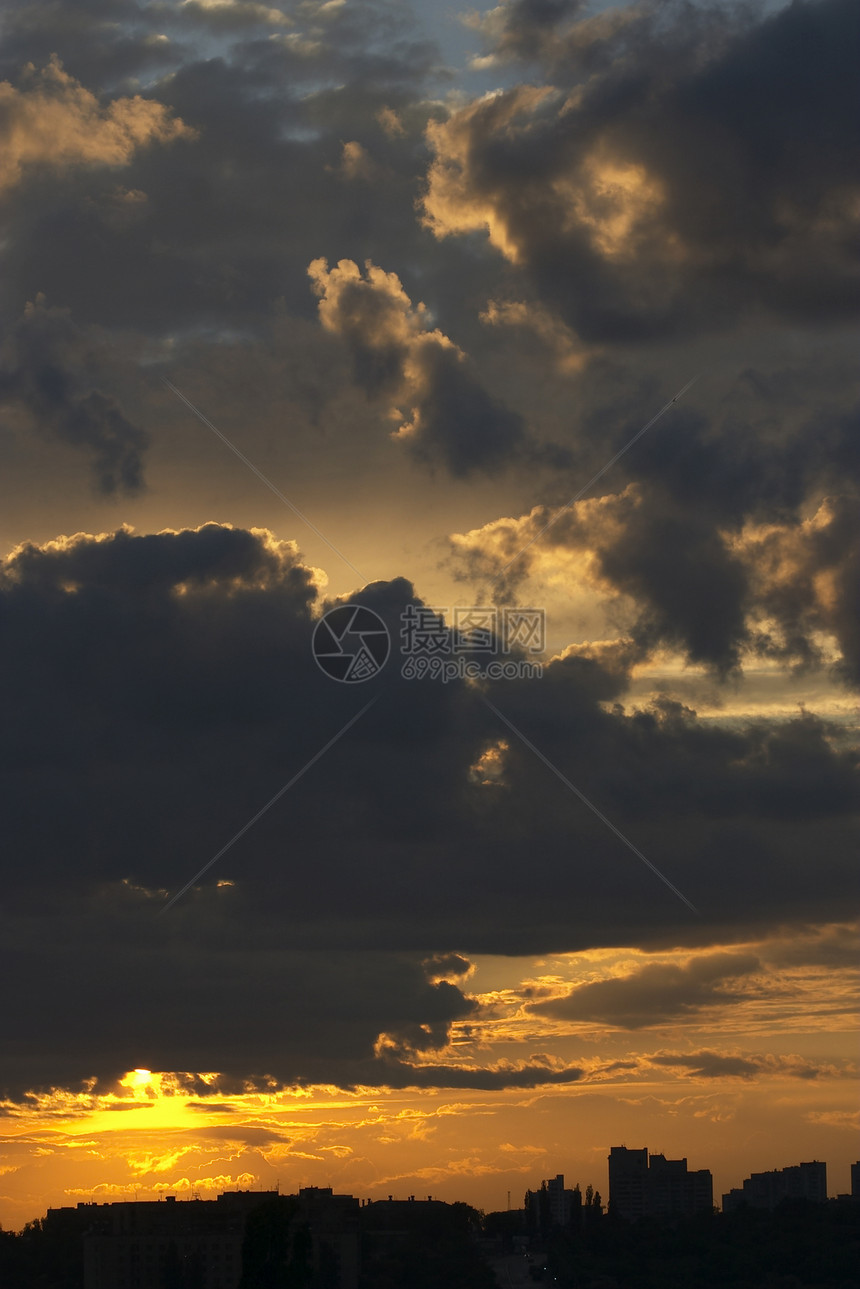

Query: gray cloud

[367,1059,584,1091]
[0,0,857,1105]
[530,952,761,1028]
[469,0,589,65]
[425,0,860,340]
[0,525,856,1096]
[424,953,474,981]
[308,255,569,477]
[448,381,860,675]
[0,298,149,493]
[762,924,860,971]
[651,1051,761,1079]
[649,1050,825,1081]
[0,2,443,345]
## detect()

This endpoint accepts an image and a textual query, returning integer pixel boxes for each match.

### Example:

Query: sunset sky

[0,0,857,1231]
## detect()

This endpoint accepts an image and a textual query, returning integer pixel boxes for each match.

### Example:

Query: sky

[0,0,858,1230]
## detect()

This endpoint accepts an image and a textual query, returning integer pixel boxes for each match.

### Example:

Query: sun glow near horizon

[1,930,857,1229]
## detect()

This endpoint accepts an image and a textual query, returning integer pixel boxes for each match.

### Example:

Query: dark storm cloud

[0,1,183,92]
[425,0,860,340]
[0,524,481,1096]
[0,923,477,1098]
[595,484,750,674]
[0,297,149,493]
[424,953,473,981]
[367,1059,585,1091]
[648,1051,824,1080]
[0,0,444,338]
[650,1051,761,1079]
[746,490,860,687]
[448,379,860,675]
[469,0,653,74]
[439,9,860,680]
[0,526,857,1095]
[0,0,854,513]
[447,479,752,673]
[2,0,852,514]
[762,924,860,970]
[309,255,563,477]
[471,0,588,64]
[530,952,761,1029]
[397,338,531,477]
[0,0,857,1103]
[0,0,433,91]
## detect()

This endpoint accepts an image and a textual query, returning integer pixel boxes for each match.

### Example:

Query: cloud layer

[0,524,856,1096]
[0,0,856,1126]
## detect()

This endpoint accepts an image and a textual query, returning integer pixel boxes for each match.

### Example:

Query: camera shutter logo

[312,605,390,682]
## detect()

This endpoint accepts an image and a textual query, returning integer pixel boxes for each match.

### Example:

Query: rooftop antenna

[507,1191,511,1211]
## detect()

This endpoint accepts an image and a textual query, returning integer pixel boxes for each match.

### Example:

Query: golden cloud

[307,256,462,445]
[422,89,672,266]
[422,88,555,262]
[480,297,592,371]
[0,56,195,191]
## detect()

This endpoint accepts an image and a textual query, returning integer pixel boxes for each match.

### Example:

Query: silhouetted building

[525,1175,582,1230]
[359,1195,487,1286]
[76,1191,269,1289]
[722,1161,827,1212]
[296,1186,360,1289]
[546,1175,574,1226]
[358,1194,451,1246]
[851,1162,860,1199]
[608,1147,648,1220]
[608,1147,713,1221]
[46,1186,360,1289]
[648,1153,713,1217]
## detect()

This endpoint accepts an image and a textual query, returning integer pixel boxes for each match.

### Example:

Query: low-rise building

[77,1192,265,1289]
[722,1161,827,1212]
[45,1186,360,1289]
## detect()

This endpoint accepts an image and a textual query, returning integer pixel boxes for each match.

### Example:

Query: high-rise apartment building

[608,1146,713,1221]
